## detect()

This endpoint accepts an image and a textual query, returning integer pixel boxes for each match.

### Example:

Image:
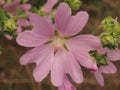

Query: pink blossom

[58,75,76,90]
[16,3,100,86]
[92,48,120,86]
[3,0,31,15]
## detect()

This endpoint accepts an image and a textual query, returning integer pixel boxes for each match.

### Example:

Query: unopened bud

[114,23,120,35]
[100,33,119,50]
[3,18,17,32]
[65,0,81,11]
[101,16,116,32]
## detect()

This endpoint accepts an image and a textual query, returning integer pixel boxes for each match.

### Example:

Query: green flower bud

[3,18,17,32]
[64,0,81,11]
[101,16,117,32]
[89,50,108,67]
[100,33,119,50]
[114,23,120,35]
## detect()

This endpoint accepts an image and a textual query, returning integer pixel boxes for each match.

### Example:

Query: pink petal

[43,16,53,25]
[19,45,53,65]
[16,27,22,34]
[66,35,100,70]
[43,0,58,11]
[93,70,104,86]
[4,34,13,40]
[55,3,71,35]
[33,49,54,82]
[106,49,120,61]
[16,30,49,47]
[17,18,30,27]
[30,14,54,38]
[55,3,89,36]
[3,0,20,14]
[74,51,97,70]
[67,35,101,50]
[98,48,120,61]
[66,45,98,70]
[58,76,76,90]
[100,61,117,74]
[63,51,83,84]
[16,18,30,34]
[51,50,65,86]
[20,4,31,11]
[64,11,89,36]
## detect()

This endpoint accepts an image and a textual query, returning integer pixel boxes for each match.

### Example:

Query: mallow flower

[90,44,120,86]
[16,3,100,86]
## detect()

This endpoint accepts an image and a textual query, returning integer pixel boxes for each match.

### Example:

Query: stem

[91,26,101,35]
[37,83,42,90]
[25,65,38,90]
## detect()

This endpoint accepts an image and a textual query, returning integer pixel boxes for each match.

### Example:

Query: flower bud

[64,0,81,11]
[101,16,116,32]
[100,33,119,50]
[3,18,17,32]
[114,23,120,35]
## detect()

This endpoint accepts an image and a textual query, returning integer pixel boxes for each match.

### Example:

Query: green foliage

[0,6,8,26]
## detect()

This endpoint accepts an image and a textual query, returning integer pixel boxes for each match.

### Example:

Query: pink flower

[92,48,120,86]
[3,0,31,15]
[42,0,58,11]
[58,75,76,90]
[16,3,100,86]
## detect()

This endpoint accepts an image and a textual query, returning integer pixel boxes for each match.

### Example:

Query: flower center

[48,31,70,52]
[52,35,65,51]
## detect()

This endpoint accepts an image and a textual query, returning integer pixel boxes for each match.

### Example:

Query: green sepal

[89,50,108,67]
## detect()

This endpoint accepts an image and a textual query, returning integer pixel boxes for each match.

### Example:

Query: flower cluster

[0,0,120,90]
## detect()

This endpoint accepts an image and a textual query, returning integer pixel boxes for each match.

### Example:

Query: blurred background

[1,0,120,90]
